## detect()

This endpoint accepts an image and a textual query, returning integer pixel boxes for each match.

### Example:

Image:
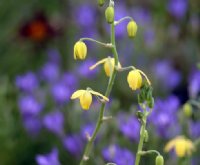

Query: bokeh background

[0,0,200,164]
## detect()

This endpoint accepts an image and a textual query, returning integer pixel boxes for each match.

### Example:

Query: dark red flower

[19,12,55,42]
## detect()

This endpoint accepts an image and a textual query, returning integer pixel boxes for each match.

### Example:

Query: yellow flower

[71,89,109,110]
[74,41,87,60]
[90,57,121,77]
[164,136,195,157]
[127,20,137,38]
[127,70,142,90]
[105,6,114,24]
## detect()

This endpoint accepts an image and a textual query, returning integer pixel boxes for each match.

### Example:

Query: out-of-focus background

[0,0,199,164]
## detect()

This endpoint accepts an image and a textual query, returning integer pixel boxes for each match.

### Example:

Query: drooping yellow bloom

[71,89,109,110]
[127,20,137,38]
[105,6,114,24]
[127,69,142,90]
[155,155,164,165]
[74,41,87,60]
[90,57,121,77]
[164,136,195,157]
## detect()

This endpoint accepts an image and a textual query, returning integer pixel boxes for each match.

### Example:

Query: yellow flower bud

[155,155,164,165]
[90,57,121,77]
[183,103,192,117]
[127,70,142,90]
[98,0,105,6]
[80,91,92,110]
[71,89,109,110]
[127,20,137,38]
[74,41,87,60]
[105,6,114,24]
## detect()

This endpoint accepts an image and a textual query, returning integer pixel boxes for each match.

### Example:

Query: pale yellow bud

[80,91,92,110]
[127,70,142,90]
[127,20,137,38]
[74,41,87,60]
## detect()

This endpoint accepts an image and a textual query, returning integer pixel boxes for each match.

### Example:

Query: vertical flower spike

[74,41,87,60]
[98,0,105,6]
[105,6,114,24]
[127,70,142,90]
[127,20,138,38]
[155,155,164,165]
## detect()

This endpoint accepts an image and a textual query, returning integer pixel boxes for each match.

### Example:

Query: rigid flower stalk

[164,136,195,157]
[90,57,121,77]
[71,89,109,110]
[74,41,87,60]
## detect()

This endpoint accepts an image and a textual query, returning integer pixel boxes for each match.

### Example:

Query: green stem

[79,38,113,48]
[79,23,119,165]
[138,150,160,156]
[135,114,147,165]
[115,16,133,26]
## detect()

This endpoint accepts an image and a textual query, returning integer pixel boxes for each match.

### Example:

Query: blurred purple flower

[188,70,200,98]
[131,7,152,26]
[15,72,38,92]
[40,62,59,82]
[149,95,180,138]
[63,134,83,156]
[81,123,95,140]
[61,73,78,91]
[23,116,42,136]
[189,121,200,138]
[118,114,140,141]
[51,82,70,104]
[102,144,135,165]
[36,148,60,165]
[144,27,155,47]
[77,59,98,78]
[153,60,182,89]
[74,4,96,28]
[43,111,64,136]
[115,4,129,38]
[19,96,43,116]
[167,0,188,19]
[47,48,61,64]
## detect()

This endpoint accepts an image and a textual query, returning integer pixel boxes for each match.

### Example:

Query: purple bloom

[51,82,70,104]
[149,96,180,138]
[131,7,152,26]
[43,111,64,136]
[167,0,188,19]
[36,148,60,165]
[63,134,83,156]
[115,4,129,38]
[15,72,38,92]
[153,60,182,89]
[23,116,42,136]
[144,27,155,47]
[18,96,42,116]
[81,123,95,140]
[40,62,59,82]
[102,144,135,165]
[74,4,96,28]
[188,70,200,98]
[47,48,61,65]
[77,59,98,78]
[61,73,78,91]
[118,114,140,141]
[189,121,200,138]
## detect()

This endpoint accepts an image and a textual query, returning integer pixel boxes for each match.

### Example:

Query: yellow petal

[71,90,85,99]
[104,58,115,77]
[89,58,107,70]
[127,70,142,90]
[164,138,178,152]
[89,90,109,102]
[80,91,92,110]
[175,138,187,157]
